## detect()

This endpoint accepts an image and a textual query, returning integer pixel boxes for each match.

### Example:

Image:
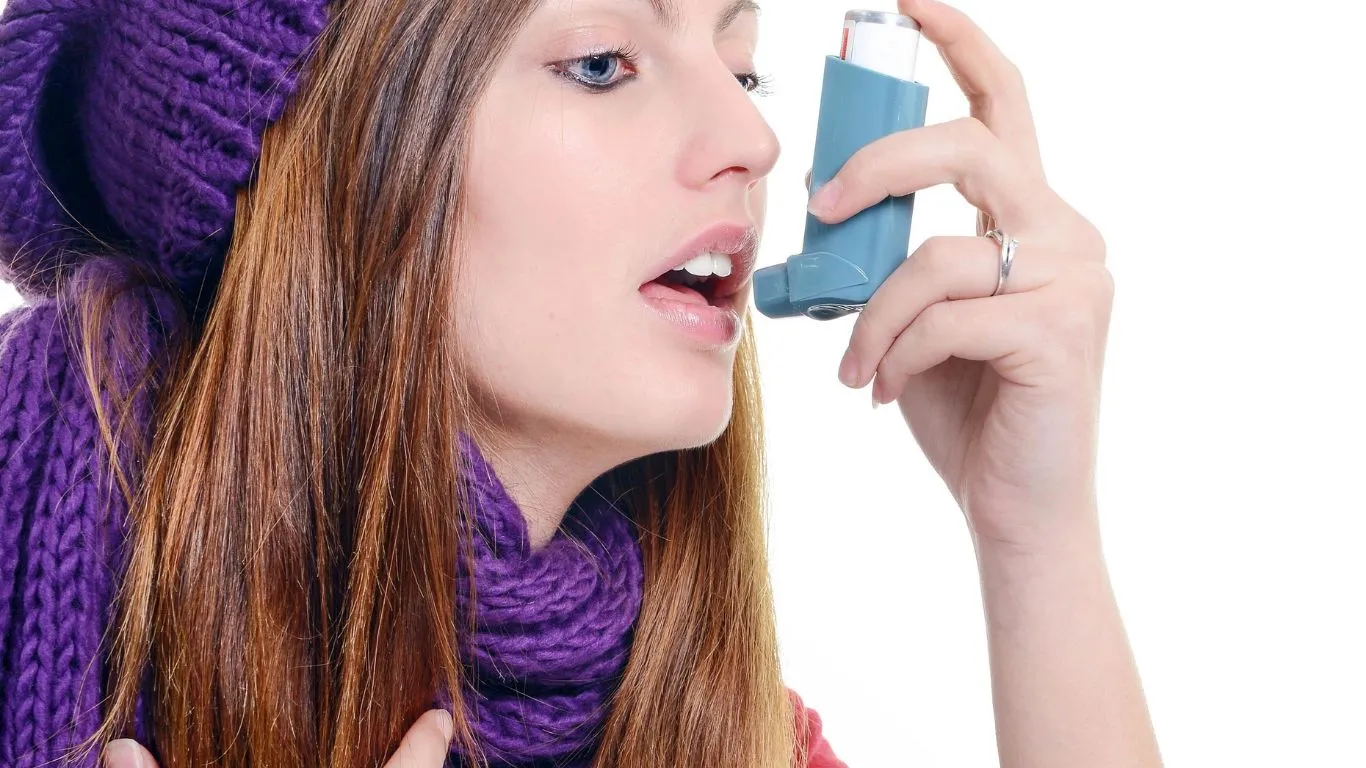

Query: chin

[614,383,736,456]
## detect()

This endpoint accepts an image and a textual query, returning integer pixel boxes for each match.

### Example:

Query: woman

[0,0,1160,764]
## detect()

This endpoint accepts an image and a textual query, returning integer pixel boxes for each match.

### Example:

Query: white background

[2,0,1363,765]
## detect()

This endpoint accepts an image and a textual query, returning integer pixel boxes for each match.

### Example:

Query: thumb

[103,738,159,768]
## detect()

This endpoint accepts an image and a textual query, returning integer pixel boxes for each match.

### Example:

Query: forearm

[973,512,1161,768]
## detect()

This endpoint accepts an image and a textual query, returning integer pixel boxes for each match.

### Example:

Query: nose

[677,60,781,191]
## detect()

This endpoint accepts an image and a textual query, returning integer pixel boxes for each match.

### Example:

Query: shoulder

[788,687,849,768]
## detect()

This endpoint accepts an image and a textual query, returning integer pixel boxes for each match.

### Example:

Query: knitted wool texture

[0,0,647,765]
[447,435,645,766]
[0,0,331,305]
[0,299,646,767]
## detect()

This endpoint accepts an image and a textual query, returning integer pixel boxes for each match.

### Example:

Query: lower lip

[639,282,742,349]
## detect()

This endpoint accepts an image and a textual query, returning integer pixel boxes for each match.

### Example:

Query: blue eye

[556,45,642,92]
[554,46,776,97]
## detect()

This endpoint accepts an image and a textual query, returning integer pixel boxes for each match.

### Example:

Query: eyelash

[554,44,774,97]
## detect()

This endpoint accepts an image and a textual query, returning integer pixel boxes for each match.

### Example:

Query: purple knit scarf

[116,431,644,768]
[122,429,642,767]
[441,435,645,766]
[0,295,642,766]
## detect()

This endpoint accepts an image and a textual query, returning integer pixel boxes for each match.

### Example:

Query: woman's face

[458,0,780,462]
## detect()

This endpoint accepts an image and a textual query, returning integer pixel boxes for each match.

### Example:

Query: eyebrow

[642,0,761,35]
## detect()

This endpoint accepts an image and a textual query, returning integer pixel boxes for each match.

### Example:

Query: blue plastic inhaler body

[753,53,929,320]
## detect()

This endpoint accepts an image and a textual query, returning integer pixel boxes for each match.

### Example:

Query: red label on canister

[839,12,920,81]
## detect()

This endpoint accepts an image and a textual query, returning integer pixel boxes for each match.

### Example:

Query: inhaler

[753,10,930,320]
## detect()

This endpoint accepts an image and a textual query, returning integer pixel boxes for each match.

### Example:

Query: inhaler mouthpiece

[753,10,929,320]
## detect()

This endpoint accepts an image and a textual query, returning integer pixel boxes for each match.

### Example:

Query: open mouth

[641,268,726,308]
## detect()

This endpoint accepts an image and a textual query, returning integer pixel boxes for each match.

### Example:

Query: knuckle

[957,114,991,140]
[1077,218,1107,261]
[1004,59,1026,91]
[954,116,995,161]
[911,235,955,277]
[950,117,1008,186]
[1091,265,1116,303]
[842,145,876,181]
[916,300,955,340]
[829,165,857,197]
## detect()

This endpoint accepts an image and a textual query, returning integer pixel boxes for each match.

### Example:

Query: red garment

[788,688,849,768]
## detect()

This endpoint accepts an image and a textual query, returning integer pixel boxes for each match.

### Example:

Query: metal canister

[840,9,921,82]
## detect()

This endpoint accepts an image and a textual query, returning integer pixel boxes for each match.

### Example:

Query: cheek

[454,79,708,409]
[463,111,661,321]
[455,176,643,406]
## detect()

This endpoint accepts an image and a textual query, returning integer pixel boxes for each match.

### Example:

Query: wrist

[970,501,1104,564]
[972,513,1115,632]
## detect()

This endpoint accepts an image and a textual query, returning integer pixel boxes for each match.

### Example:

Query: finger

[103,739,158,768]
[807,117,1042,228]
[896,0,1043,176]
[383,709,455,768]
[870,291,1041,404]
[838,235,1055,389]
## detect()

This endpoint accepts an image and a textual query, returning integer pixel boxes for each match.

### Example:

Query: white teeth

[683,255,712,277]
[670,251,734,279]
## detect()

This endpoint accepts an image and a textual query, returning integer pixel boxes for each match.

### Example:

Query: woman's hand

[810,0,1112,548]
[101,708,455,768]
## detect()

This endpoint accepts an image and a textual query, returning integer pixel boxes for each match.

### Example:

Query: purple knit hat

[0,0,332,307]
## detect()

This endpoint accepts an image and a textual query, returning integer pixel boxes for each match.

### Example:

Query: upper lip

[641,221,760,303]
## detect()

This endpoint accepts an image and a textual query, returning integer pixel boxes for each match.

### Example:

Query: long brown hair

[56,0,806,765]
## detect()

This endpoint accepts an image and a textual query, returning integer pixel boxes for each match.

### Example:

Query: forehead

[539,0,761,36]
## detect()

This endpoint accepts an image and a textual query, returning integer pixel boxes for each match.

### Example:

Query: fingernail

[807,178,842,218]
[870,381,882,409]
[103,739,143,768]
[436,709,454,742]
[838,349,858,388]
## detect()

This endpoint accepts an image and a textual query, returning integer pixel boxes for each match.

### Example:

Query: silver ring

[984,228,1018,297]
